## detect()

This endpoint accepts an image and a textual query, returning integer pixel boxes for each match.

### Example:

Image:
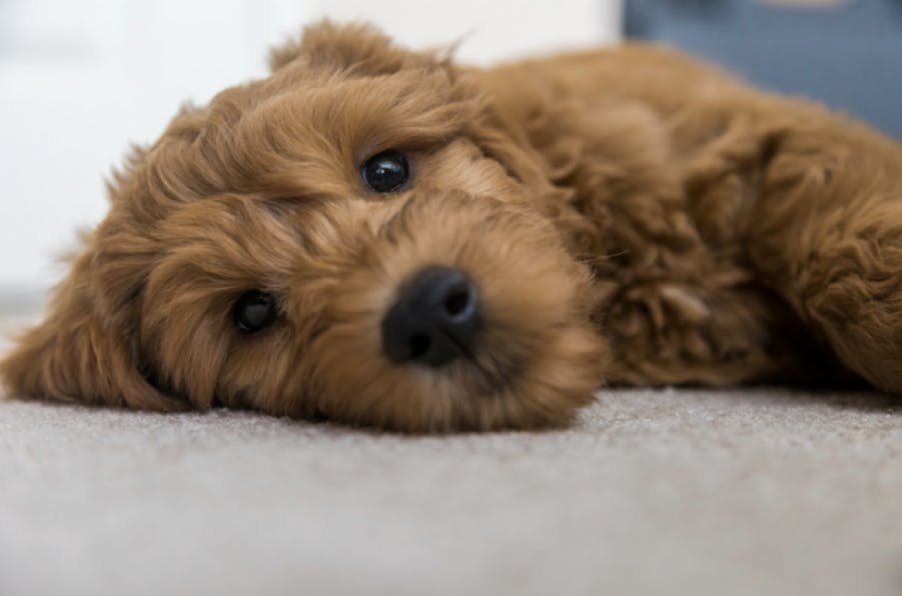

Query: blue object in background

[624,0,902,139]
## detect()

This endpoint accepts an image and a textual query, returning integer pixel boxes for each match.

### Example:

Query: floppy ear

[1,217,186,412]
[268,19,445,74]
[462,92,605,257]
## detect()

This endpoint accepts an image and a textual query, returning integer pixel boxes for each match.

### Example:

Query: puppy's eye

[361,150,409,193]
[234,291,278,333]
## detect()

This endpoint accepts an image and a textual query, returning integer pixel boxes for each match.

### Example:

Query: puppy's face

[4,22,608,431]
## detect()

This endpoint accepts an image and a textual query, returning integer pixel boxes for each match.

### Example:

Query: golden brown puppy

[4,22,902,431]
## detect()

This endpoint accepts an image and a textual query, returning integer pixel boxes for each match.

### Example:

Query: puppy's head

[2,22,608,431]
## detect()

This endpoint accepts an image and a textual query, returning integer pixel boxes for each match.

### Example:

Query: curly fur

[3,21,901,431]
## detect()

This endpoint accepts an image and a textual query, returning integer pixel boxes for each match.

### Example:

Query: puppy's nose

[382,266,482,367]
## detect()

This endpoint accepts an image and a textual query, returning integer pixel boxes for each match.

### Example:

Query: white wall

[0,0,621,307]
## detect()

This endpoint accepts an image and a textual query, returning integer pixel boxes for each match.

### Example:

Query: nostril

[443,287,470,317]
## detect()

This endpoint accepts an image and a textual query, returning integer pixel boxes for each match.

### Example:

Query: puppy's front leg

[747,107,902,392]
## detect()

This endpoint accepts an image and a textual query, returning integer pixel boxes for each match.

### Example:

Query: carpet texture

[2,387,902,596]
[2,317,902,595]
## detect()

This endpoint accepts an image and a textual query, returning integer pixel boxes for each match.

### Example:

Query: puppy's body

[479,45,902,389]
[4,23,902,431]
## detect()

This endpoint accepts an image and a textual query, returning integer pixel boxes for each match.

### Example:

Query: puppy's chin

[294,193,610,432]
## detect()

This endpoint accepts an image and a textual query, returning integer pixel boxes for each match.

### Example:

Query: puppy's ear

[1,228,185,412]
[269,20,441,74]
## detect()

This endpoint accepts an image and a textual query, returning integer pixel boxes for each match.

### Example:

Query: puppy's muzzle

[381,266,482,367]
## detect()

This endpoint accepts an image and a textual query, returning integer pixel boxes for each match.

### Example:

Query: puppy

[4,22,902,431]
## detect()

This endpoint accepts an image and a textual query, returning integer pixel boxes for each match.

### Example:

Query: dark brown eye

[234,291,277,333]
[361,150,409,193]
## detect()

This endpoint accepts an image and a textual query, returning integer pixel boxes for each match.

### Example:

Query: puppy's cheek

[220,342,312,416]
[495,322,610,428]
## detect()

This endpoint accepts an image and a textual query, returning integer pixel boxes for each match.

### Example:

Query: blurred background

[0,0,900,313]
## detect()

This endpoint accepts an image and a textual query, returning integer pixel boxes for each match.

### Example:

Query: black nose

[381,266,482,367]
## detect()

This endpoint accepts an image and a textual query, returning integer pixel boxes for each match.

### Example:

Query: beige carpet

[1,320,902,595]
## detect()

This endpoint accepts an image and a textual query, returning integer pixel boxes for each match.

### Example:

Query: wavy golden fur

[3,22,902,431]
